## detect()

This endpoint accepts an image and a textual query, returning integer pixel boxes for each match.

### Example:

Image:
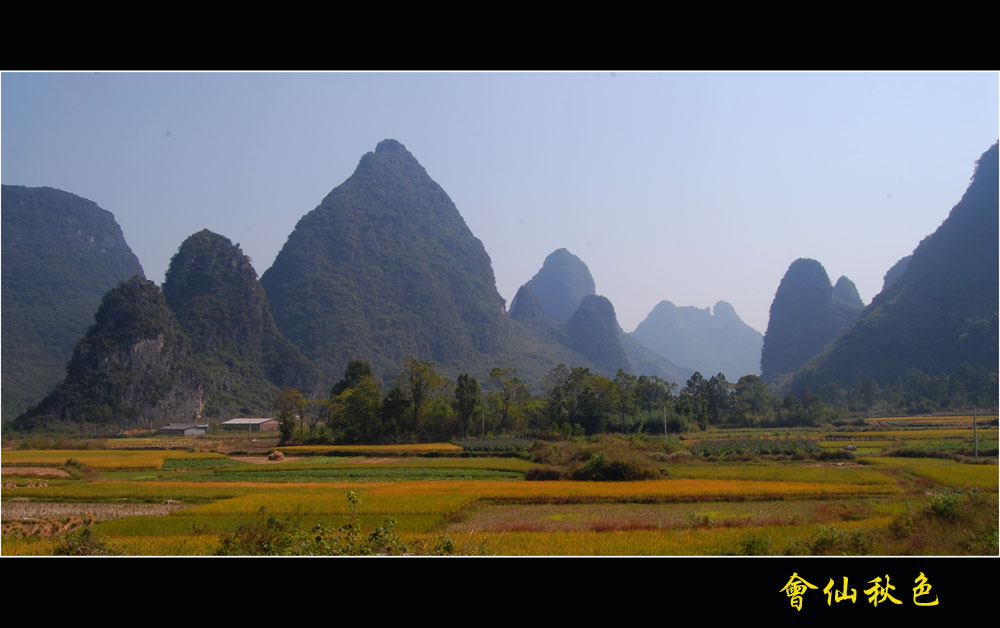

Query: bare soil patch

[1,466,71,478]
[2,502,187,521]
[803,462,865,468]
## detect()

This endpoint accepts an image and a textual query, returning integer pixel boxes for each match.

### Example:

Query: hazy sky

[3,72,997,334]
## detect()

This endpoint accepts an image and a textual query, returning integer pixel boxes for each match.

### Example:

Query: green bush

[52,527,115,556]
[928,490,963,521]
[570,452,660,481]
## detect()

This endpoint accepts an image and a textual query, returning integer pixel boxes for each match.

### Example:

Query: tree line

[271,357,996,445]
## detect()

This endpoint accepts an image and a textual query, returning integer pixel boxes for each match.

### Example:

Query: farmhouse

[221,418,280,432]
[157,423,209,436]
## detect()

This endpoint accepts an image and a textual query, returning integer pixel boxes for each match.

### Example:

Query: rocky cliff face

[2,185,145,422]
[15,277,202,429]
[261,139,508,383]
[760,258,863,383]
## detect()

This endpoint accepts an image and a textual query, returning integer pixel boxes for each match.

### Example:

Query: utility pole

[973,406,978,460]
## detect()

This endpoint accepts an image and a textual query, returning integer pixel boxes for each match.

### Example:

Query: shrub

[570,452,660,481]
[525,465,566,481]
[734,533,772,556]
[52,527,115,556]
[928,490,963,521]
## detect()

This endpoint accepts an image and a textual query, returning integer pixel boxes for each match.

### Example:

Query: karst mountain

[2,185,145,422]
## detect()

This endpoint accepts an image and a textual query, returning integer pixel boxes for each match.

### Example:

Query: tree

[489,368,528,434]
[331,360,375,397]
[732,375,773,426]
[705,373,732,425]
[613,369,637,427]
[380,385,410,442]
[454,373,481,437]
[274,387,306,442]
[339,375,382,442]
[403,358,447,434]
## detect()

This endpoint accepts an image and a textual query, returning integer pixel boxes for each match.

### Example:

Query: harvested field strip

[455,517,893,556]
[2,450,226,469]
[867,457,999,490]
[278,443,463,455]
[1,466,71,478]
[2,501,187,521]
[663,463,893,484]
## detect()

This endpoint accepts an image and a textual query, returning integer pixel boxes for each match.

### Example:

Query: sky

[2,72,997,334]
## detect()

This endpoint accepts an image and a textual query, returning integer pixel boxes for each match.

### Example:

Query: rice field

[865,457,999,490]
[2,422,996,556]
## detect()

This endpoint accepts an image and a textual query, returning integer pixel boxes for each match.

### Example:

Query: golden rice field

[2,426,996,556]
[866,457,999,490]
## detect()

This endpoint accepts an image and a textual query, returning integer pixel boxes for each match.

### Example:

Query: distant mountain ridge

[631,299,763,380]
[2,185,145,422]
[511,248,691,383]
